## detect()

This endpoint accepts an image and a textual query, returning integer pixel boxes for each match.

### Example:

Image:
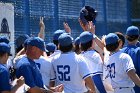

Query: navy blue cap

[46,43,56,52]
[53,30,65,40]
[0,36,9,44]
[58,33,73,46]
[105,33,119,45]
[27,37,45,51]
[74,37,80,45]
[0,42,12,56]
[126,26,139,36]
[79,32,94,44]
[15,34,29,48]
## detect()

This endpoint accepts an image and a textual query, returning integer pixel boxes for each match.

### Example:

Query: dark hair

[115,32,125,47]
[53,40,58,48]
[126,35,139,42]
[16,45,23,54]
[74,44,81,54]
[0,52,7,57]
[59,44,73,53]
[106,42,119,52]
[81,40,92,51]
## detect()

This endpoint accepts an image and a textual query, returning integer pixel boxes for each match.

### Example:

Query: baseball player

[0,42,24,92]
[121,26,140,93]
[79,31,107,93]
[16,37,63,93]
[105,33,140,93]
[51,33,96,93]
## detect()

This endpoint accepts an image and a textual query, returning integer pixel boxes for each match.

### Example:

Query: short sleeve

[122,54,135,73]
[16,65,36,88]
[0,69,11,91]
[78,57,91,79]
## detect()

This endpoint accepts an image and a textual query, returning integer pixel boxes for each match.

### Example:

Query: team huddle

[0,5,140,93]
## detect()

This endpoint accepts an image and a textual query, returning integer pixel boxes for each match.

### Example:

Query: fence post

[103,0,107,34]
[127,0,132,26]
[81,0,85,7]
[24,0,30,36]
[53,0,59,31]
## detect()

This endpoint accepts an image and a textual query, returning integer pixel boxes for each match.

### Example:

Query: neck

[128,40,137,45]
[110,48,120,55]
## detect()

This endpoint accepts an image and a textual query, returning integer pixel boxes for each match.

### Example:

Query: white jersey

[49,50,61,58]
[80,50,103,76]
[51,52,91,93]
[35,56,52,86]
[106,50,135,88]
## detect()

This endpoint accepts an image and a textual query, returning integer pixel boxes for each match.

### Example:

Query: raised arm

[38,17,45,40]
[63,22,71,34]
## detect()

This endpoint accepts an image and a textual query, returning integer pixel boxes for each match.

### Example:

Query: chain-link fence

[0,0,131,43]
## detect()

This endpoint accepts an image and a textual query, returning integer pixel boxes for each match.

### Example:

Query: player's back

[52,52,90,93]
[107,50,135,88]
[81,50,103,75]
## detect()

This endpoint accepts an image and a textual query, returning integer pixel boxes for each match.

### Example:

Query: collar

[109,50,120,56]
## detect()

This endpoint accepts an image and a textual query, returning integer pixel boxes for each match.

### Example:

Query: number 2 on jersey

[57,65,70,81]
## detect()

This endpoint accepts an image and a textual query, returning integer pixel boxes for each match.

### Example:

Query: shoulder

[119,52,132,62]
[0,65,9,77]
[0,65,8,73]
[16,57,30,68]
[51,53,61,63]
[35,56,51,69]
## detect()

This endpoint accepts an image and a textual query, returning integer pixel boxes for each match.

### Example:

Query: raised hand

[63,22,71,34]
[38,17,45,39]
[87,21,95,34]
[39,17,45,29]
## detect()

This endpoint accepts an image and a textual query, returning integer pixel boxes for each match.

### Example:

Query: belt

[115,87,131,89]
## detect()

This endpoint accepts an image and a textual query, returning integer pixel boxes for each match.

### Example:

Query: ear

[58,44,60,50]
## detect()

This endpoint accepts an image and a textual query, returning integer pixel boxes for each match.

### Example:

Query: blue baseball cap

[0,36,9,44]
[74,37,80,45]
[27,37,45,51]
[53,30,65,40]
[79,31,94,44]
[105,33,119,45]
[58,33,73,46]
[15,34,29,48]
[126,26,139,36]
[46,43,56,52]
[0,42,12,56]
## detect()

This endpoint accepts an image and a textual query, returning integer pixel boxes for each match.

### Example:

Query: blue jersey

[16,56,44,88]
[122,44,140,93]
[0,64,11,91]
[121,44,139,75]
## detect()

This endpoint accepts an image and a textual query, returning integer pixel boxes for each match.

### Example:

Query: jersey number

[57,65,70,81]
[107,63,115,78]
